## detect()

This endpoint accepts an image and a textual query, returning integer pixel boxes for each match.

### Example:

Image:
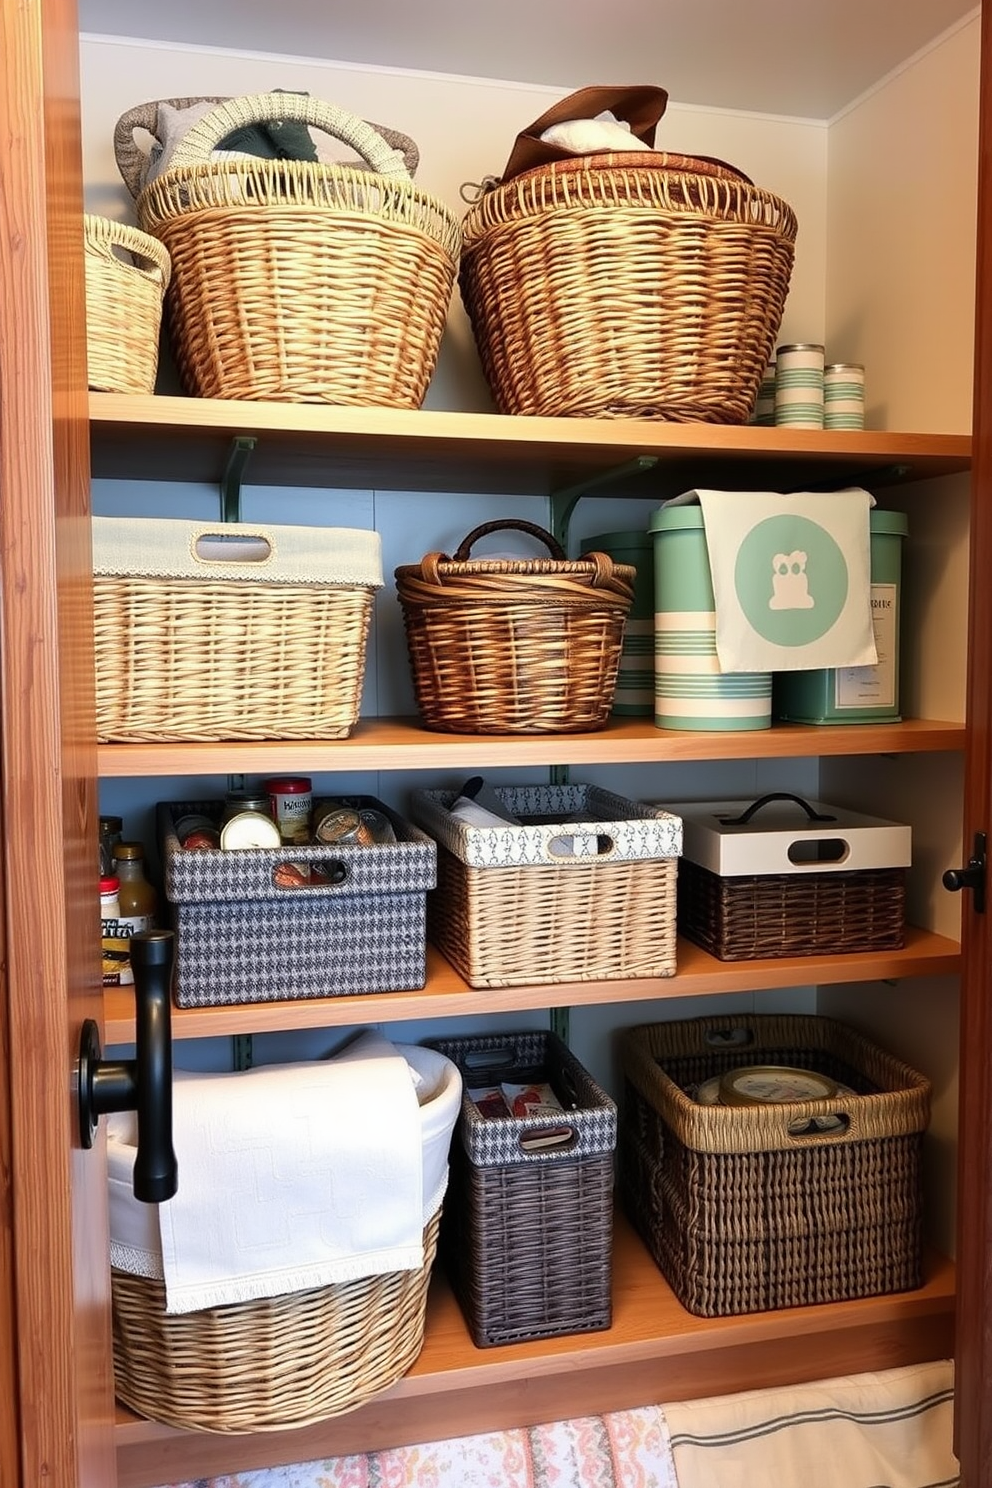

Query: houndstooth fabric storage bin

[426,1031,617,1347]
[158,799,435,1006]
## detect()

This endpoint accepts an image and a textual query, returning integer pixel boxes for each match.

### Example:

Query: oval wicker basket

[84,214,171,394]
[135,92,461,407]
[395,520,636,735]
[459,153,798,423]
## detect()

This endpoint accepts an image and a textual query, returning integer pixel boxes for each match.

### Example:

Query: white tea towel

[663,1359,957,1488]
[156,1030,424,1315]
[670,487,876,673]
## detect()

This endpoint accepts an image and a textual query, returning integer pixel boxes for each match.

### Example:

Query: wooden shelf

[113,1211,956,1488]
[89,393,971,496]
[97,714,966,778]
[103,928,961,1044]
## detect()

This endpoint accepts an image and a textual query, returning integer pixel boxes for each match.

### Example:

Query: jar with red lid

[264,776,312,845]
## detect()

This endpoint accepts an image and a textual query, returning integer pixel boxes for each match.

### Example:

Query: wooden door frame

[0,0,115,1484]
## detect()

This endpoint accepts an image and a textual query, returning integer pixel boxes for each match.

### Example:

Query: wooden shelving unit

[92,397,969,1481]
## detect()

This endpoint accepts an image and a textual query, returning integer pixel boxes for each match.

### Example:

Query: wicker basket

[158,798,436,1006]
[410,784,681,988]
[427,1031,616,1347]
[92,517,381,742]
[134,91,461,406]
[460,153,797,421]
[618,1014,931,1317]
[84,214,170,394]
[395,520,636,733]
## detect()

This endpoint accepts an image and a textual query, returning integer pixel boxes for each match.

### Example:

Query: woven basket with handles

[460,151,797,422]
[84,215,170,394]
[134,92,460,406]
[395,520,636,734]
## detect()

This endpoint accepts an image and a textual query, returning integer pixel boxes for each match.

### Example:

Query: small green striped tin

[649,507,771,731]
[582,530,653,715]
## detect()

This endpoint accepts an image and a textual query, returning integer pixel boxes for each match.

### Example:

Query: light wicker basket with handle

[84,214,171,394]
[135,91,460,406]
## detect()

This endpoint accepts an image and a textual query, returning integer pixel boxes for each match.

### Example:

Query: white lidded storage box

[660,792,910,960]
[93,517,382,742]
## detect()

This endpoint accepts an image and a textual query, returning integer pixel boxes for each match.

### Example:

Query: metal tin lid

[581,530,653,553]
[718,1065,839,1106]
[219,811,282,851]
[776,342,825,353]
[313,806,369,846]
[869,509,908,536]
[649,505,705,532]
[824,362,865,371]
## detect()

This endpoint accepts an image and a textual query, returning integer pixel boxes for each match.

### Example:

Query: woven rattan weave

[459,154,797,421]
[135,92,460,406]
[395,520,635,733]
[84,214,170,394]
[619,1014,930,1317]
[111,1209,440,1432]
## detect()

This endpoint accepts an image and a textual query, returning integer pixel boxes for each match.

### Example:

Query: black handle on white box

[720,793,837,826]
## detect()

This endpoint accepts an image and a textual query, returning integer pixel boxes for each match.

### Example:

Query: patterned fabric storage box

[157,798,435,1006]
[427,1031,617,1347]
[93,517,382,742]
[410,784,681,988]
[661,792,910,960]
[618,1014,930,1317]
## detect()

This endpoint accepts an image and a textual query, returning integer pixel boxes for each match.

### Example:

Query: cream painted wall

[825,15,980,433]
[79,34,827,413]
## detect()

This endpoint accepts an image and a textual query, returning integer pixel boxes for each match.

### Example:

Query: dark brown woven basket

[395,520,635,734]
[677,858,906,960]
[427,1031,616,1346]
[618,1014,930,1317]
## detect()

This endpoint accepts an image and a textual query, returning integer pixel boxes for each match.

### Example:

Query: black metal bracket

[221,435,257,523]
[549,454,658,552]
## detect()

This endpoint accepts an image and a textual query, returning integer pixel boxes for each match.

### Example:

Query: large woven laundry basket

[460,152,797,422]
[84,214,170,394]
[134,92,461,406]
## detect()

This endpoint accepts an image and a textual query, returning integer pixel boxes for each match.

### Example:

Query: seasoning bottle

[112,842,158,931]
[99,875,121,920]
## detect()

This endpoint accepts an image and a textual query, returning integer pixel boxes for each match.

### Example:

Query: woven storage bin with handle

[134,91,461,406]
[395,520,636,733]
[84,214,170,394]
[426,1031,616,1347]
[618,1013,930,1317]
[460,152,797,422]
[410,784,680,987]
[92,517,381,742]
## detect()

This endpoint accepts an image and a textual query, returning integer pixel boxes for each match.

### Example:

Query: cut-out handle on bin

[518,1125,577,1154]
[787,1112,853,1139]
[719,793,836,826]
[705,1027,755,1049]
[193,531,273,565]
[272,859,349,889]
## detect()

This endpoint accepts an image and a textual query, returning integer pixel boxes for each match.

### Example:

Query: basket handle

[113,96,226,197]
[83,215,172,288]
[452,519,567,561]
[719,793,837,827]
[165,91,412,180]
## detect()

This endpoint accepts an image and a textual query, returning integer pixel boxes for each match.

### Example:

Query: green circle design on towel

[734,515,848,646]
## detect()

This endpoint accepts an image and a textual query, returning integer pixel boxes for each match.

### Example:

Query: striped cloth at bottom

[153,1359,956,1488]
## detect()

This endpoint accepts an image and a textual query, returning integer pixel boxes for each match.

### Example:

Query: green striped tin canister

[774,342,824,429]
[649,506,772,731]
[582,530,653,715]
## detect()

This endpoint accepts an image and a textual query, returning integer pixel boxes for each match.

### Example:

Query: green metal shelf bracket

[549,454,658,553]
[220,435,257,523]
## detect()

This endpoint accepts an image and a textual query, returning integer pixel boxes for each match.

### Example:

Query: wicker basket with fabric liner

[619,1013,930,1317]
[84,214,170,394]
[134,91,461,406]
[459,84,797,422]
[395,519,636,733]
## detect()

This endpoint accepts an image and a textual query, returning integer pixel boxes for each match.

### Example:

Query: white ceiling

[78,0,979,119]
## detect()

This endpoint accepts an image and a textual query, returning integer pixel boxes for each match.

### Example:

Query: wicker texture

[136,92,460,406]
[112,1209,440,1432]
[678,858,906,960]
[619,1014,930,1317]
[158,799,435,1006]
[428,1032,615,1347]
[84,214,170,394]
[94,575,373,742]
[460,156,797,421]
[395,520,635,734]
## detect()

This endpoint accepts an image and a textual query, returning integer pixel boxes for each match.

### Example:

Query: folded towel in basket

[111,1030,437,1315]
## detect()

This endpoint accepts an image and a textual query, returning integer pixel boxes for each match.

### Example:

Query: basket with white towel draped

[108,1033,461,1432]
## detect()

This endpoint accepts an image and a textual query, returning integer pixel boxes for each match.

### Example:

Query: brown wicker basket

[135,91,461,406]
[112,1209,440,1432]
[427,1032,616,1347]
[84,214,170,394]
[460,153,797,421]
[395,520,636,733]
[618,1014,930,1317]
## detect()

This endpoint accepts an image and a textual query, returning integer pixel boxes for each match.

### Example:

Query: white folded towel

[109,1031,454,1315]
